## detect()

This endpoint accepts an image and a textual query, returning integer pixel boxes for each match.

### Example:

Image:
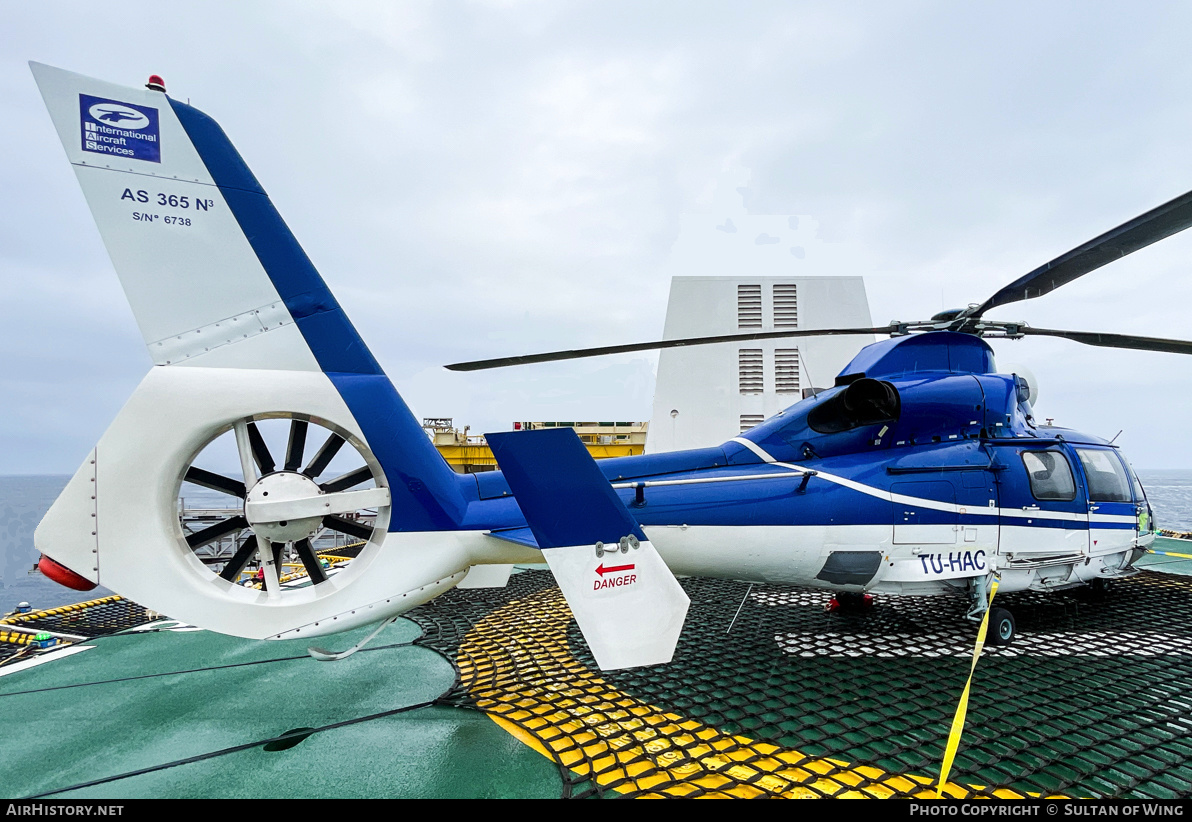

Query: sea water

[3,471,1192,617]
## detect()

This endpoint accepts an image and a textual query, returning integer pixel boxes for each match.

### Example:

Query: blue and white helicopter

[30,63,1192,669]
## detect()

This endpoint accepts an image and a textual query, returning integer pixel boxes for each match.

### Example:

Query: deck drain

[263,727,315,752]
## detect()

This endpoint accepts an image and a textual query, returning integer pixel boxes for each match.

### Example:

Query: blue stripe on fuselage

[464,443,992,531]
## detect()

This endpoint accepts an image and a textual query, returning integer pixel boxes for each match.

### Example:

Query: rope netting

[409,570,1192,799]
[1,597,155,639]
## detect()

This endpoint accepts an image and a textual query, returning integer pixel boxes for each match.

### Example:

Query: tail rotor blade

[294,538,328,584]
[284,420,308,472]
[320,466,373,493]
[303,433,345,478]
[184,467,247,499]
[186,516,248,550]
[246,422,276,475]
[218,535,259,582]
[323,515,373,541]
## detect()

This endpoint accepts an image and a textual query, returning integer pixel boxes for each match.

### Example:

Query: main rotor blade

[974,188,1192,317]
[444,326,890,371]
[1017,326,1192,355]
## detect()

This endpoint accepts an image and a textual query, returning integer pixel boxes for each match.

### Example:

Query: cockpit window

[1075,448,1132,502]
[1021,450,1076,501]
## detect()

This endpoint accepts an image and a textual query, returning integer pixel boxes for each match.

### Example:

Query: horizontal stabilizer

[487,429,689,670]
[485,526,540,549]
[487,429,646,549]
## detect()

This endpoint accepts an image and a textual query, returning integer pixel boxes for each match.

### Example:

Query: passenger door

[996,446,1090,557]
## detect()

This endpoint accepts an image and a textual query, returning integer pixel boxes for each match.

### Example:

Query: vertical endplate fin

[487,429,690,671]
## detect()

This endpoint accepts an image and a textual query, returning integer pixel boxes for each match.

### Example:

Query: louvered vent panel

[773,283,798,327]
[738,284,762,328]
[740,414,765,433]
[775,349,800,394]
[739,349,763,394]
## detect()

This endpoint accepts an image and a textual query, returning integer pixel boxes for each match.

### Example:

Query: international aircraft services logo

[79,94,160,163]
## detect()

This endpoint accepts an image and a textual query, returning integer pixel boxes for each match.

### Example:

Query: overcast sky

[3,1,1192,473]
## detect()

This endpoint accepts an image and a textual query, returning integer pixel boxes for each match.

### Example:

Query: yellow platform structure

[423,418,648,473]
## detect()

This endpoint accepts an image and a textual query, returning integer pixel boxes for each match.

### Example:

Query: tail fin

[32,64,473,639]
[30,60,373,375]
[31,61,463,527]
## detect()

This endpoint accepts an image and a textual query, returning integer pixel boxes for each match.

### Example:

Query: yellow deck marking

[1,595,124,626]
[1149,548,1192,560]
[458,585,1041,799]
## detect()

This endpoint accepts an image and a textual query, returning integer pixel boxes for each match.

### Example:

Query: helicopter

[28,62,1192,670]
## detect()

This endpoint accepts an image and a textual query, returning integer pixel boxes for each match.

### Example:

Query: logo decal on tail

[79,94,159,162]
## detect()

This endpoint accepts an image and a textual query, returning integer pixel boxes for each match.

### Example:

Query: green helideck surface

[0,618,560,799]
[1137,536,1192,576]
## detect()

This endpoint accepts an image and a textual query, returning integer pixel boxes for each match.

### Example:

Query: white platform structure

[648,275,875,453]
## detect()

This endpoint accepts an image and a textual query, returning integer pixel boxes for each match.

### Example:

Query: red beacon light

[146,74,166,93]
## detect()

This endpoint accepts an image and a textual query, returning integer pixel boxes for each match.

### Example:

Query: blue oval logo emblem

[88,103,150,130]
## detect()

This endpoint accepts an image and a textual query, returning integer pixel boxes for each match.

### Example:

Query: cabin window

[1075,448,1131,502]
[1021,450,1076,502]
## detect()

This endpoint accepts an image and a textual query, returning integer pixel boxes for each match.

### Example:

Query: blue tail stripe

[329,373,467,530]
[162,99,265,195]
[218,185,383,375]
[169,98,382,377]
[169,97,467,531]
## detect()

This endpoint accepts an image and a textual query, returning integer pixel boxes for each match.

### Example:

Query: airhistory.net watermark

[5,806,123,817]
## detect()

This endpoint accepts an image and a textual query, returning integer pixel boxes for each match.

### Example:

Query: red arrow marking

[596,562,636,577]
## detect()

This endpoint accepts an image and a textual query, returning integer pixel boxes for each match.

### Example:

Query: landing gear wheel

[836,591,868,609]
[178,414,390,598]
[1087,578,1110,601]
[986,606,1016,646]
[826,591,873,612]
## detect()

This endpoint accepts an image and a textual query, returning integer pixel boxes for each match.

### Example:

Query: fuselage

[447,332,1153,597]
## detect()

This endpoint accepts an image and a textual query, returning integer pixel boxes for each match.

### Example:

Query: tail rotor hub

[245,471,325,544]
